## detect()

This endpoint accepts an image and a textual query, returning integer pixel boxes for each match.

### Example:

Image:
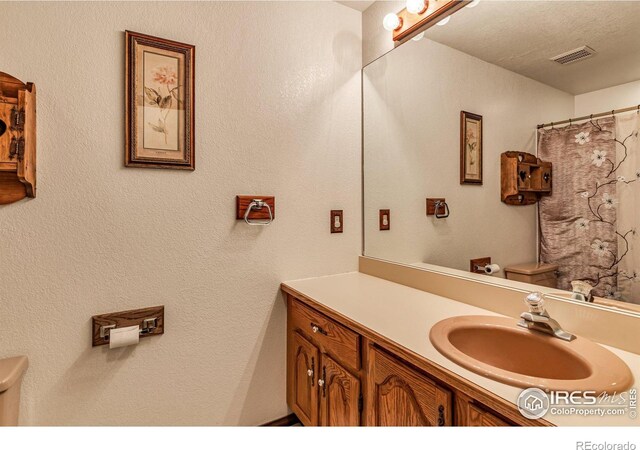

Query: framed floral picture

[460,111,483,184]
[125,31,195,170]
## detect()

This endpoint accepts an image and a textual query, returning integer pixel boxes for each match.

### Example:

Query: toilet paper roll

[484,264,501,275]
[109,325,140,349]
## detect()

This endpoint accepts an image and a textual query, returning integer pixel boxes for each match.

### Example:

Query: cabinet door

[368,348,452,426]
[319,354,360,426]
[468,403,511,427]
[291,331,319,426]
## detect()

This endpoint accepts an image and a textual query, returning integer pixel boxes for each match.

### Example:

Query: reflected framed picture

[125,31,195,170]
[460,111,483,184]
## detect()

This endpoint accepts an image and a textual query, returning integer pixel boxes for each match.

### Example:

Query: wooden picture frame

[460,111,483,184]
[125,31,195,170]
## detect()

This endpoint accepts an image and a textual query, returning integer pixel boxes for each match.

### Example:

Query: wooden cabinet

[368,347,451,426]
[501,151,552,205]
[0,72,36,205]
[287,298,361,426]
[285,292,548,427]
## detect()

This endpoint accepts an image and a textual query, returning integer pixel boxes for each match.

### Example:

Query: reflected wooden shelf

[501,151,551,205]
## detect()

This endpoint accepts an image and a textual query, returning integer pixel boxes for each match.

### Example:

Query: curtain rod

[537,104,640,129]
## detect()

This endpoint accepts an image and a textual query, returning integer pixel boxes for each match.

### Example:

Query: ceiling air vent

[550,46,596,65]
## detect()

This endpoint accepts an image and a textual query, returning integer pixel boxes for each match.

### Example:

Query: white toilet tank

[0,356,28,426]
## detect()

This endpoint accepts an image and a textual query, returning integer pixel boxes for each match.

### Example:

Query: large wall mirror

[363,0,640,314]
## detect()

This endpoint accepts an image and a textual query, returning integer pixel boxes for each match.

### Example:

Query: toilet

[504,262,559,289]
[0,356,28,426]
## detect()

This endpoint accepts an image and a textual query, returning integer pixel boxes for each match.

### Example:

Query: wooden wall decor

[92,305,164,347]
[392,0,468,42]
[501,151,552,205]
[0,72,36,205]
[125,31,195,170]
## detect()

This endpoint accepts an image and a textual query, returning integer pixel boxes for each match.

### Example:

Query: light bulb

[406,0,427,14]
[382,13,402,31]
[466,0,480,8]
[436,16,450,26]
[412,32,425,41]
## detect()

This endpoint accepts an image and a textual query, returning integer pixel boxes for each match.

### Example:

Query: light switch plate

[331,210,343,233]
[379,209,390,231]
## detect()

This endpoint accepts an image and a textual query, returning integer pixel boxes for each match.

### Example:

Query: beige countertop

[283,271,640,426]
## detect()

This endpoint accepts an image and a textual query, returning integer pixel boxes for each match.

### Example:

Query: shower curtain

[615,114,640,302]
[538,116,639,303]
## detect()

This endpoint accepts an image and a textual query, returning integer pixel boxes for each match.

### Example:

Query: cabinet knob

[312,325,319,333]
[307,369,313,377]
[319,366,327,397]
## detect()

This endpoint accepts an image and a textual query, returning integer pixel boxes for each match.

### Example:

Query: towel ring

[244,199,273,226]
[434,200,450,219]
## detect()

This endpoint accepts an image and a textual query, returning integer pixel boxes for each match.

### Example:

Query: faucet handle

[524,292,546,313]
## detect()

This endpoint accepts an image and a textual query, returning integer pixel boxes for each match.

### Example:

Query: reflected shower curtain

[538,119,618,299]
[538,115,640,303]
[615,114,640,302]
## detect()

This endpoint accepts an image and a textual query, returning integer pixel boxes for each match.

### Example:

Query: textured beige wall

[575,80,640,116]
[363,39,574,272]
[0,1,361,425]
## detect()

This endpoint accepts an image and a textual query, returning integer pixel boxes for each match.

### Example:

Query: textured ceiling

[336,1,376,12]
[423,1,640,95]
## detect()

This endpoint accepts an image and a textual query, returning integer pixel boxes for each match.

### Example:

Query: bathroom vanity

[284,276,537,426]
[282,271,640,427]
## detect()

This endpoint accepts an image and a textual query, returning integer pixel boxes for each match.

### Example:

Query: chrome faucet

[518,292,576,341]
[571,280,594,303]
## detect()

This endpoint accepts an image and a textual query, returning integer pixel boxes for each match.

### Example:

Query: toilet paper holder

[99,317,158,341]
[92,306,164,347]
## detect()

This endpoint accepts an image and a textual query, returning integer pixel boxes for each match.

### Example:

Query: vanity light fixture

[406,0,428,15]
[383,13,403,31]
[382,0,466,42]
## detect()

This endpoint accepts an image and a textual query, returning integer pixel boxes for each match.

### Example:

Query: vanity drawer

[290,299,360,371]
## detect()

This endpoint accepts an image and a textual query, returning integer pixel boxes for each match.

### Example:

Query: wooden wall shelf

[500,151,551,205]
[0,72,36,205]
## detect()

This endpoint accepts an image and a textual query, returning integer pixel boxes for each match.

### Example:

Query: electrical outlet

[379,209,390,230]
[331,210,343,233]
